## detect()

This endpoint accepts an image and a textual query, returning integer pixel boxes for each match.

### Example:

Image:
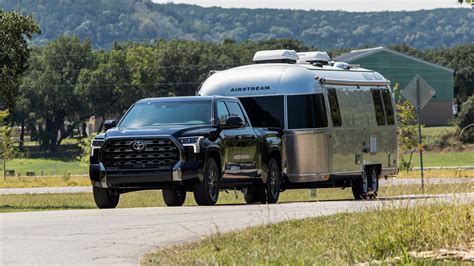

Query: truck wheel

[162,189,186,206]
[93,186,119,209]
[243,185,266,204]
[367,168,379,199]
[193,157,220,206]
[351,168,369,200]
[265,158,281,204]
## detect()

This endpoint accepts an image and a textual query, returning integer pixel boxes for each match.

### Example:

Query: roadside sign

[401,74,436,193]
[401,75,436,110]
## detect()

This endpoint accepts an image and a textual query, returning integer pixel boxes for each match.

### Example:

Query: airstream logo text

[230,86,271,93]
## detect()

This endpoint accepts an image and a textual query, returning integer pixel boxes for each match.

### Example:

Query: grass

[0,176,91,188]
[143,203,473,265]
[397,169,474,178]
[422,126,457,137]
[401,150,474,167]
[3,158,88,176]
[1,183,473,213]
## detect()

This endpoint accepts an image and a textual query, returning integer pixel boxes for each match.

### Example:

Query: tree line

[2,0,473,50]
[1,10,473,154]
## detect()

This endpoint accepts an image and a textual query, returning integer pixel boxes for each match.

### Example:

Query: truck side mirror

[220,116,244,129]
[103,120,117,131]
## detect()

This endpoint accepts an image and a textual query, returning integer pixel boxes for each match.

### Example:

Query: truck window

[371,89,386,126]
[226,101,247,123]
[239,96,284,128]
[217,101,230,124]
[327,88,342,127]
[288,94,328,129]
[381,89,395,125]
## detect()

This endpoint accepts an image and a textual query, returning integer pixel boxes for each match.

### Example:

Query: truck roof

[136,95,237,103]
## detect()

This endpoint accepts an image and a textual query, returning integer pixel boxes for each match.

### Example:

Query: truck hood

[103,125,213,139]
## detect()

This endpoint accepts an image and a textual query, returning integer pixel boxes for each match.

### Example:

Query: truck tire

[193,157,220,206]
[367,168,379,199]
[265,158,281,204]
[93,186,119,209]
[162,189,186,206]
[351,168,369,200]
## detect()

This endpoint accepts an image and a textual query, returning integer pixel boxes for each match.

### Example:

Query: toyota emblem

[132,140,146,152]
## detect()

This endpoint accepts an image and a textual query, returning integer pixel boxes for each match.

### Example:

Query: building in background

[335,47,454,125]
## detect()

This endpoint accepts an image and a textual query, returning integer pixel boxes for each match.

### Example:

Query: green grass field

[4,158,87,176]
[1,183,473,213]
[422,126,457,137]
[143,203,473,265]
[401,150,474,168]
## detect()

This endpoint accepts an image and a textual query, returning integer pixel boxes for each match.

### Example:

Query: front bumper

[90,160,202,189]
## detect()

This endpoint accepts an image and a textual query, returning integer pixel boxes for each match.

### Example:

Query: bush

[456,96,474,143]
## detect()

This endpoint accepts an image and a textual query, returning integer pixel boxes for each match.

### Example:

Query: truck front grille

[101,138,179,170]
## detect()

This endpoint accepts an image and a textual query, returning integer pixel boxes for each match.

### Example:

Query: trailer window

[371,89,386,126]
[288,94,328,129]
[381,89,395,125]
[327,88,342,127]
[240,96,284,128]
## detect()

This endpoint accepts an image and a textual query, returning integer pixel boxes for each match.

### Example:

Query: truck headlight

[179,136,203,153]
[90,139,104,157]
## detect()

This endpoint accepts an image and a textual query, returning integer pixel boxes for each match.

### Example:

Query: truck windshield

[119,101,212,128]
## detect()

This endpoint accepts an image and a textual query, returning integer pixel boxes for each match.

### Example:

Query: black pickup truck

[89,96,282,208]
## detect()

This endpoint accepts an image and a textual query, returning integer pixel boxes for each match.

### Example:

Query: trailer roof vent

[253,49,299,64]
[334,62,360,70]
[297,51,331,66]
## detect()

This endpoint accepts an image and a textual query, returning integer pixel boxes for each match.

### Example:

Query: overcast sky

[152,0,472,12]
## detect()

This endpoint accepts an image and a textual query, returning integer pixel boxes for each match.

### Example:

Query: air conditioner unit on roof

[297,51,331,65]
[253,49,299,64]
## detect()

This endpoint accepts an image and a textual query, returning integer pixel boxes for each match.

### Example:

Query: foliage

[456,96,474,142]
[0,110,17,177]
[3,0,474,50]
[144,203,473,264]
[0,10,40,111]
[19,36,94,151]
[78,133,96,165]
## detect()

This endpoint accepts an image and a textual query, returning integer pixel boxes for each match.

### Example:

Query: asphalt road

[0,177,472,195]
[1,193,473,265]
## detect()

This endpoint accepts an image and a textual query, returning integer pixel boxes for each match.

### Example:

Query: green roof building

[335,47,454,125]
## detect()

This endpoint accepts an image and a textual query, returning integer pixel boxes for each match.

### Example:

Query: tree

[393,84,418,170]
[0,10,40,111]
[20,35,93,151]
[0,110,16,179]
[456,96,474,142]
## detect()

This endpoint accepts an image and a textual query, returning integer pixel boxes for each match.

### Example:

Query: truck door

[216,101,241,179]
[225,100,259,178]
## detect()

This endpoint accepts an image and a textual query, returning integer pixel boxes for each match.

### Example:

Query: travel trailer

[198,49,398,199]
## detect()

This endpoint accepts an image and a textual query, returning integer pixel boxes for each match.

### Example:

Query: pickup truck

[89,96,282,208]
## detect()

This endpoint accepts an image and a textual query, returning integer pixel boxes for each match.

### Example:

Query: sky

[152,0,472,12]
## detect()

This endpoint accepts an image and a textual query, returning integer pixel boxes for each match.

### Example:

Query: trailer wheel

[162,189,186,206]
[243,185,266,204]
[193,157,220,206]
[367,168,379,199]
[351,168,370,200]
[93,186,120,209]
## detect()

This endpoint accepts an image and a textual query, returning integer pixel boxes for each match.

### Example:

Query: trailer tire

[367,168,379,199]
[162,189,186,206]
[243,185,266,204]
[193,157,220,206]
[351,168,370,200]
[93,186,120,209]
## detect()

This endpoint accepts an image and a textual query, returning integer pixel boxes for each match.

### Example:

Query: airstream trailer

[198,50,398,199]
